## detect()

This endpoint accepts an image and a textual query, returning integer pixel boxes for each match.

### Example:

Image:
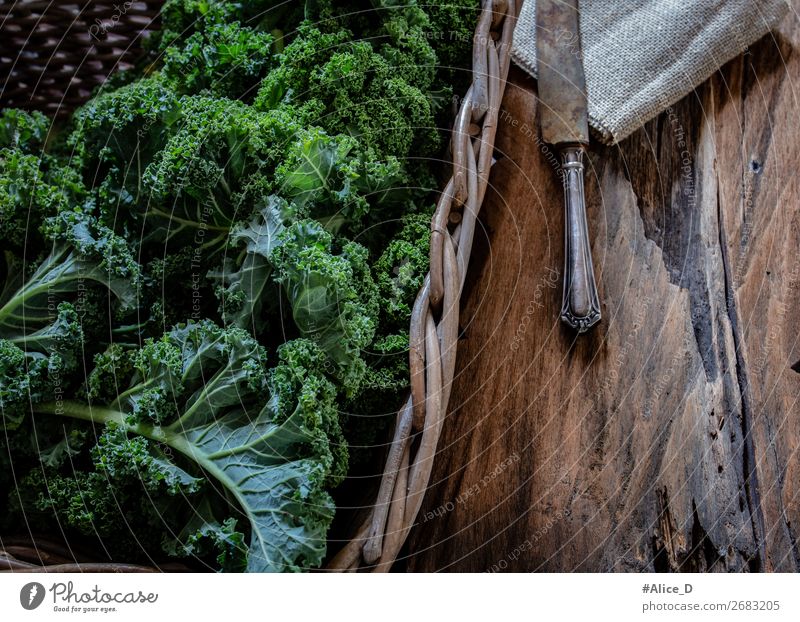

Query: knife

[536,0,601,333]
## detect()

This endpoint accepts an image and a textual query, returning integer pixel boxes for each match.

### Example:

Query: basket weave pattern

[328,0,518,572]
[0,0,518,573]
[0,0,161,117]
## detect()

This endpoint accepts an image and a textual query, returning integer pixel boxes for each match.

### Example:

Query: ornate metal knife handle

[559,145,601,333]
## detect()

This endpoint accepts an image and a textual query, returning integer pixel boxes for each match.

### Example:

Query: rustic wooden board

[405,20,800,572]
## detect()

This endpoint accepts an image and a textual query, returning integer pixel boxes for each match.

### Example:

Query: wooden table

[406,18,800,572]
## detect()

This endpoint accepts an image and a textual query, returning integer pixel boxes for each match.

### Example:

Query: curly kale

[272,220,378,393]
[254,24,438,161]
[156,0,302,51]
[0,210,139,422]
[0,149,85,248]
[163,21,276,99]
[157,0,238,46]
[140,95,292,210]
[209,196,289,332]
[25,320,345,571]
[373,210,431,329]
[426,0,481,87]
[14,423,229,566]
[344,332,411,468]
[1,109,86,251]
[29,424,201,527]
[0,108,50,152]
[69,75,180,174]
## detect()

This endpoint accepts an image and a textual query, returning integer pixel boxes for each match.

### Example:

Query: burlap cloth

[512,0,789,145]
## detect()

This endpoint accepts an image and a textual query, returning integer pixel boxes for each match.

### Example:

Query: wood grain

[405,19,800,572]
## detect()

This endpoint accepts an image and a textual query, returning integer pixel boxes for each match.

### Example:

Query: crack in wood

[715,172,767,572]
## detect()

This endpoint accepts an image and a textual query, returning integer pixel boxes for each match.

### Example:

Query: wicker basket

[0,0,517,573]
[0,1,161,117]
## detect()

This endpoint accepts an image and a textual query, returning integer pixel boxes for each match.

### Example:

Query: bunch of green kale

[0,0,477,571]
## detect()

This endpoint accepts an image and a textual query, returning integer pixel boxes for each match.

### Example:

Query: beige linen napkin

[512,0,789,144]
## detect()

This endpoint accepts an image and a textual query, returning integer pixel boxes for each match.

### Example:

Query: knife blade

[536,0,601,333]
